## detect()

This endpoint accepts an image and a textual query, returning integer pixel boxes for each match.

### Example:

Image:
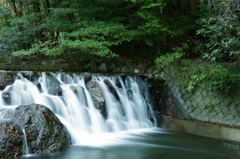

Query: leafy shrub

[187,73,207,91]
[209,66,240,94]
[155,47,185,68]
[196,1,240,62]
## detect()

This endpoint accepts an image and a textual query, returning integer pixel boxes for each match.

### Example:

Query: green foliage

[187,73,207,91]
[0,1,47,49]
[12,40,64,56]
[209,66,240,94]
[41,47,65,56]
[60,21,138,57]
[1,0,197,59]
[155,47,185,68]
[62,39,114,57]
[129,0,171,46]
[0,3,11,28]
[196,1,240,62]
[2,0,239,98]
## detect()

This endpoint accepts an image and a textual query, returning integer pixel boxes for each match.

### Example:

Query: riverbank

[155,60,240,127]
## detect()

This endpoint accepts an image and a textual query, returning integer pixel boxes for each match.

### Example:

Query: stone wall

[157,62,240,127]
[165,81,240,127]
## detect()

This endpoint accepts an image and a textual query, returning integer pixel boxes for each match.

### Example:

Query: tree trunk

[189,0,197,12]
[46,0,50,9]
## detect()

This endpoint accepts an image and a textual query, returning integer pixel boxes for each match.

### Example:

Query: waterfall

[22,128,29,154]
[0,72,156,145]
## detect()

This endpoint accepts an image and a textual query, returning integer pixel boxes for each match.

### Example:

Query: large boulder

[0,71,15,90]
[13,104,72,154]
[2,91,11,105]
[85,76,107,118]
[0,122,24,159]
[0,104,72,158]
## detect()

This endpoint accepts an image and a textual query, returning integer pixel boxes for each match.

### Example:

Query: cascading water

[0,72,156,146]
[22,128,29,154]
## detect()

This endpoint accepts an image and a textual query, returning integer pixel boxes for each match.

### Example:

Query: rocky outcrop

[0,72,15,90]
[85,76,107,118]
[0,104,72,158]
[14,104,72,153]
[0,122,23,159]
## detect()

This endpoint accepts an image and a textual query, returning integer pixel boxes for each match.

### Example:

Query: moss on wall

[159,59,240,127]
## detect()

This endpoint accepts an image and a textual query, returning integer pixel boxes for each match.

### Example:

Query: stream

[0,72,239,159]
[19,128,240,159]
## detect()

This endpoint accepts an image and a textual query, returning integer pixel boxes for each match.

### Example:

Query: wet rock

[13,104,72,154]
[147,78,167,115]
[127,89,133,100]
[0,122,24,159]
[0,71,15,90]
[36,83,42,92]
[122,76,131,89]
[84,75,92,84]
[121,75,127,84]
[0,109,15,120]
[0,104,71,158]
[85,79,107,118]
[70,86,88,107]
[115,78,122,88]
[2,91,11,104]
[104,79,120,101]
[45,74,62,96]
[103,79,125,117]
[58,73,76,84]
[20,72,40,82]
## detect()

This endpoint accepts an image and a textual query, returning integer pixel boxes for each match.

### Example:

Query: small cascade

[0,72,156,145]
[22,128,29,154]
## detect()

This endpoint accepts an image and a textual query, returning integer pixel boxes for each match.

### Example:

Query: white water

[0,72,156,146]
[22,128,29,154]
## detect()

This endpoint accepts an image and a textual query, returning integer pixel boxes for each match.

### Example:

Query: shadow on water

[19,128,240,159]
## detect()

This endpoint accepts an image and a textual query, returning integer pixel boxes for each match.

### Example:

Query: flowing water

[0,72,239,159]
[22,128,30,154]
[18,128,240,159]
[0,72,156,145]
